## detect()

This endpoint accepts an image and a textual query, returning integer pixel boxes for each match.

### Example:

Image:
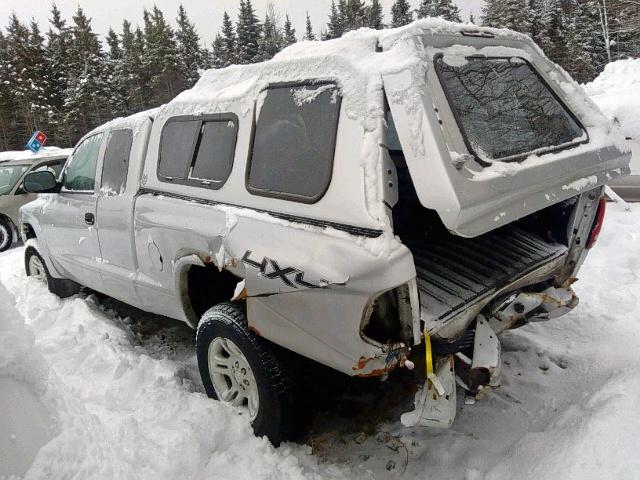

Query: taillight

[586,197,606,249]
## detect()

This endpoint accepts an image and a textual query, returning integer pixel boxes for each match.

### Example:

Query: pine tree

[142,6,185,105]
[120,20,147,111]
[342,0,367,31]
[567,0,607,82]
[481,0,531,33]
[435,0,462,22]
[283,14,297,46]
[391,0,413,27]
[326,1,345,39]
[26,20,55,136]
[0,30,13,149]
[104,27,128,117]
[3,15,55,146]
[418,0,436,18]
[367,0,384,29]
[236,0,262,64]
[176,5,205,87]
[46,3,73,146]
[218,11,237,67]
[258,3,283,61]
[303,12,316,40]
[64,7,112,140]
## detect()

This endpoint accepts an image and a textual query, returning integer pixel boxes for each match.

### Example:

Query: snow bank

[0,252,349,480]
[0,147,72,163]
[0,281,52,478]
[584,58,640,141]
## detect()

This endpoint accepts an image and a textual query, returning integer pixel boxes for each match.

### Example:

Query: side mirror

[23,171,60,193]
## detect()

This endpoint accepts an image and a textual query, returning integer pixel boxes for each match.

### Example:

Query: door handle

[84,213,95,225]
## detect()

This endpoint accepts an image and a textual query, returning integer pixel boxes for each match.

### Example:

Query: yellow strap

[424,327,433,377]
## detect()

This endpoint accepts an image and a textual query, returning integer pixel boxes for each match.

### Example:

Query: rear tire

[0,219,12,252]
[25,247,81,298]
[196,301,306,445]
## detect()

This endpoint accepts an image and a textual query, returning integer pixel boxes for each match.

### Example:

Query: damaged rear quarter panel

[134,193,418,376]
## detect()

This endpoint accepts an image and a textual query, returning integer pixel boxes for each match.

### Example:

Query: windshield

[0,165,29,195]
[434,55,586,162]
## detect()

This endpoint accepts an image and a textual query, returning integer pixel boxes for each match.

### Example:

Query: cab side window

[63,134,103,192]
[247,82,341,203]
[102,129,133,195]
[158,115,238,190]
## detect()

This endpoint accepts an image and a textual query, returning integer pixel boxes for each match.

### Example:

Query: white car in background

[0,148,71,251]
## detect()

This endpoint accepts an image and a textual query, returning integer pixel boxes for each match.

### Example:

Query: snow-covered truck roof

[165,19,535,120]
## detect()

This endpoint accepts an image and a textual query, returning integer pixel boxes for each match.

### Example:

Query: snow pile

[0,255,349,480]
[584,58,640,141]
[0,281,53,478]
[0,147,72,163]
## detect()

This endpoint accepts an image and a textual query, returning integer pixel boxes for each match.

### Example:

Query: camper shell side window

[246,81,342,204]
[158,114,238,190]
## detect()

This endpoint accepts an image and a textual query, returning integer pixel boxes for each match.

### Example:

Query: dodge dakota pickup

[20,20,630,444]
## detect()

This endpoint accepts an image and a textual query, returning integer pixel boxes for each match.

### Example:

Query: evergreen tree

[283,14,297,46]
[0,30,13,149]
[342,0,367,31]
[176,5,205,87]
[26,20,55,136]
[367,0,384,29]
[326,1,345,39]
[435,0,462,22]
[46,3,73,145]
[236,0,262,64]
[142,6,184,104]
[211,34,225,68]
[258,3,284,61]
[481,0,531,33]
[120,19,147,112]
[218,11,237,67]
[303,12,317,40]
[64,7,112,140]
[104,27,128,116]
[391,0,414,27]
[418,0,436,18]
[567,0,607,82]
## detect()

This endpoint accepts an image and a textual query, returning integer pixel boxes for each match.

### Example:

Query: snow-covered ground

[2,202,640,479]
[585,58,640,175]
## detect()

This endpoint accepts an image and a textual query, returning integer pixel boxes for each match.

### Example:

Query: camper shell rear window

[434,54,587,162]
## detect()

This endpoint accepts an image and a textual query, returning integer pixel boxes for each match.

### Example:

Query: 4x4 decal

[242,251,326,289]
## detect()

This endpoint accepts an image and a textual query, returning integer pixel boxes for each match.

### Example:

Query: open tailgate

[383,34,631,238]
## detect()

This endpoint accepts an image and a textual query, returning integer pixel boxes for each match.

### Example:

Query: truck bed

[404,227,568,325]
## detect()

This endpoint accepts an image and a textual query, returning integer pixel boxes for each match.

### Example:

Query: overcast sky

[1,0,483,46]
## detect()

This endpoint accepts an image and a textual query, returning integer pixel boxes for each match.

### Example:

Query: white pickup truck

[20,20,630,444]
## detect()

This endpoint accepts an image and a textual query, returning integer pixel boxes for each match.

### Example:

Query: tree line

[0,0,638,151]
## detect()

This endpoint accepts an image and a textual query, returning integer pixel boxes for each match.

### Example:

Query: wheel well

[186,265,242,320]
[22,222,36,240]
